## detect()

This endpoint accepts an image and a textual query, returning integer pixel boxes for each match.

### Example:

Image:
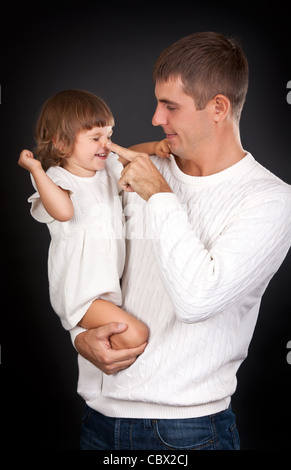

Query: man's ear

[212,94,231,122]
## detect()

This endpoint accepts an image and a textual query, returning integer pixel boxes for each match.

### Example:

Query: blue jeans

[80,404,240,450]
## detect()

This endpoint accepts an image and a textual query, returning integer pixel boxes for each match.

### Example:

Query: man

[71,32,291,450]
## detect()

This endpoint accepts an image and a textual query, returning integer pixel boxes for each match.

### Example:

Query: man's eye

[167,106,177,111]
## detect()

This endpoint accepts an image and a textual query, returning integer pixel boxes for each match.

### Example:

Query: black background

[1,0,291,451]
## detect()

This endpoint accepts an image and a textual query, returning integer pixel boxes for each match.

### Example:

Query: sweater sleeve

[146,191,291,323]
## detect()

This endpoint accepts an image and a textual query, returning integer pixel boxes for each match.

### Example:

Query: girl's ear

[52,135,66,153]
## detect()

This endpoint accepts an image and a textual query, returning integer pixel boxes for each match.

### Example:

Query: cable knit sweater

[73,152,291,419]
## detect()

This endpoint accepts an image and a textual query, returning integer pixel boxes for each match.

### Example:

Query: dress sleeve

[28,166,73,223]
[106,152,123,186]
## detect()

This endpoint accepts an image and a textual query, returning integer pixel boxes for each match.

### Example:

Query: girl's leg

[78,299,149,350]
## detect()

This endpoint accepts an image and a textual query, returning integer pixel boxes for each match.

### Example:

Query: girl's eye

[93,138,99,141]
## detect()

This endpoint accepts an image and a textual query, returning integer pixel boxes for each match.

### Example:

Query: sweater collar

[169,152,256,186]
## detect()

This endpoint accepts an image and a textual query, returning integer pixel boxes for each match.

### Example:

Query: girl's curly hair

[34,89,114,171]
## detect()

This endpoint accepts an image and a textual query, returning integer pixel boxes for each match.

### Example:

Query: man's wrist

[69,325,88,350]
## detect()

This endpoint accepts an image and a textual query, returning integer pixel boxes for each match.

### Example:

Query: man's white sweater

[74,153,291,419]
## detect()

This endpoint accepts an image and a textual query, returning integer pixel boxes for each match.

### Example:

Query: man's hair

[34,89,114,171]
[153,31,249,122]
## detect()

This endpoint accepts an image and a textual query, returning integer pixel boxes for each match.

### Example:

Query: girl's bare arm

[18,149,74,221]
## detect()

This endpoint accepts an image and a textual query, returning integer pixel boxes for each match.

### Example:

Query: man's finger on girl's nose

[106,141,140,160]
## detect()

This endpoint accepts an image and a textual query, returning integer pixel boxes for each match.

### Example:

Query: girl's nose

[99,136,108,147]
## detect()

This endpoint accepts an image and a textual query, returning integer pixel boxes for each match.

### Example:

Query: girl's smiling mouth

[95,153,107,159]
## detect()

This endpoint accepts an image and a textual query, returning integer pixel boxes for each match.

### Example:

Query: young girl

[18,89,169,350]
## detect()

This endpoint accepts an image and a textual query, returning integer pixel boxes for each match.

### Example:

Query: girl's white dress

[28,153,125,330]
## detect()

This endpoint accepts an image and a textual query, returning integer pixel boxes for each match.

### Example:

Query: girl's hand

[155,139,171,159]
[18,149,42,173]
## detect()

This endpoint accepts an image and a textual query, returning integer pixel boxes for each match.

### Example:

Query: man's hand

[74,323,148,375]
[108,142,173,201]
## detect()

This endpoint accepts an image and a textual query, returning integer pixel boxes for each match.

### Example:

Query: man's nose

[152,104,167,127]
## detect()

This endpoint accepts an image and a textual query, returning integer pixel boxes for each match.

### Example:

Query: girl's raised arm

[18,149,74,222]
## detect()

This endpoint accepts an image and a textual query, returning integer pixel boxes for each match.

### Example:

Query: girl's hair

[34,89,114,170]
[153,31,249,123]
